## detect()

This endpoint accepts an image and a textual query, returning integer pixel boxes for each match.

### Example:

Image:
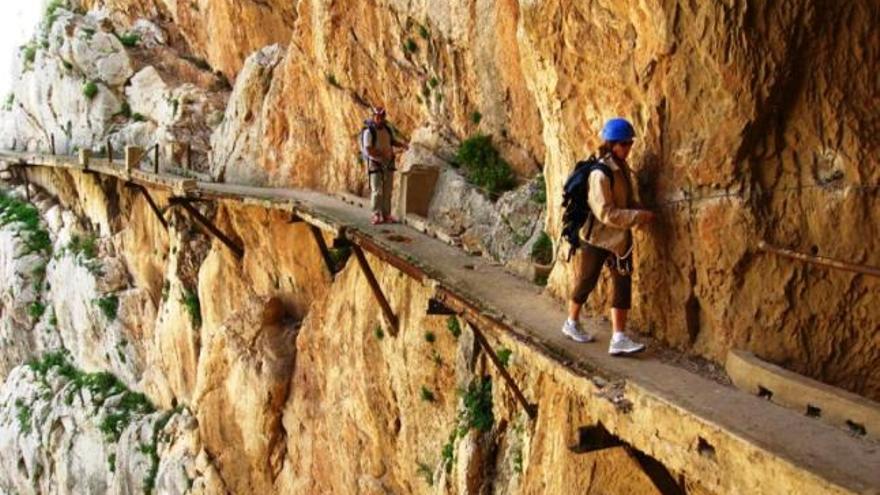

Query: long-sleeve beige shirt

[580,154,645,257]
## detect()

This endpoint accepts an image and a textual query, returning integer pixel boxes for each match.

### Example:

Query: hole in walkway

[805,405,821,418]
[385,234,411,243]
[846,420,867,436]
[697,437,716,460]
[757,386,773,400]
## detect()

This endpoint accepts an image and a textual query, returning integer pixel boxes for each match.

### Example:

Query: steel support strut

[170,198,243,259]
[352,244,399,335]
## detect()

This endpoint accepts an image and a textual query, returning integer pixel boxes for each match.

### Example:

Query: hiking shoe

[561,319,594,343]
[609,335,646,356]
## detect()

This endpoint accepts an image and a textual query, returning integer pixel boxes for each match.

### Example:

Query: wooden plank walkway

[2,150,878,494]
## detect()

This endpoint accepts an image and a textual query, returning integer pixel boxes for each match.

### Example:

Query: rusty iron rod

[50,134,55,155]
[172,198,244,259]
[153,144,159,174]
[106,139,113,163]
[126,183,168,230]
[309,225,337,276]
[758,241,880,278]
[467,319,538,420]
[352,244,399,335]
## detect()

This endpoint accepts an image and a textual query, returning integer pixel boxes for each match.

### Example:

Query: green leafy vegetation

[531,232,553,265]
[143,410,176,494]
[82,81,99,100]
[132,112,146,122]
[95,295,119,321]
[161,281,170,302]
[497,348,512,368]
[21,43,37,67]
[416,461,433,485]
[116,101,132,119]
[0,190,52,256]
[470,111,482,125]
[180,290,202,328]
[428,77,439,89]
[446,316,461,339]
[404,38,418,53]
[80,28,96,40]
[26,351,156,443]
[44,0,67,28]
[420,386,436,402]
[67,233,97,259]
[116,32,140,48]
[455,135,516,199]
[326,73,339,87]
[458,377,494,435]
[418,25,430,40]
[441,432,455,473]
[28,301,46,320]
[3,94,13,111]
[531,174,546,204]
[424,331,436,344]
[374,326,385,340]
[15,398,32,433]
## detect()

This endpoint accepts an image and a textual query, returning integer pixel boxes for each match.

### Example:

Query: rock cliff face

[1,0,878,493]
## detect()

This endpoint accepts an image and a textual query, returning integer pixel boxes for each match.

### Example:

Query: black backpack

[560,156,613,260]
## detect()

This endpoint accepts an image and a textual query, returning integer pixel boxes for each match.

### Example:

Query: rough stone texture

[0,360,209,495]
[0,6,229,172]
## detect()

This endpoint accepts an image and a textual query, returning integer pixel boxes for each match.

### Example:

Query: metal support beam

[153,144,159,174]
[467,319,538,419]
[170,198,244,259]
[125,183,168,230]
[352,244,399,335]
[309,225,337,276]
[50,134,55,155]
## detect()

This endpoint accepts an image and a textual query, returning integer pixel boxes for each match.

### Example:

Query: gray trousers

[369,166,393,216]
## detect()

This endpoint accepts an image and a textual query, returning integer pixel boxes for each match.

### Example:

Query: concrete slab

[727,349,880,441]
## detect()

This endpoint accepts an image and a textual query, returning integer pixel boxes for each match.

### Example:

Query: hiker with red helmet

[559,118,655,355]
[360,106,409,224]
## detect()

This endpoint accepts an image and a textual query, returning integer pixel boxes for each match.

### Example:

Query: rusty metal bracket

[758,241,880,278]
[125,183,168,230]
[352,244,399,335]
[467,319,538,420]
[309,225,337,276]
[169,197,243,259]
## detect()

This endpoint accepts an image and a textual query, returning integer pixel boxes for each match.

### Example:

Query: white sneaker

[561,319,594,343]
[609,335,646,356]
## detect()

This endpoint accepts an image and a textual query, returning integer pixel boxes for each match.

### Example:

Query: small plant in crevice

[455,135,516,199]
[0,190,52,256]
[374,326,385,340]
[15,398,32,433]
[440,431,455,473]
[457,376,494,436]
[3,93,13,111]
[161,280,170,302]
[328,246,352,272]
[420,386,436,403]
[143,410,176,495]
[132,112,146,122]
[115,32,140,48]
[44,0,67,28]
[67,233,97,259]
[28,301,47,320]
[95,295,119,321]
[531,232,553,265]
[424,331,436,344]
[418,24,430,40]
[470,111,482,125]
[531,173,546,205]
[404,38,418,53]
[115,101,132,119]
[428,77,439,89]
[430,349,442,367]
[82,81,99,100]
[180,289,201,329]
[107,452,116,473]
[416,461,433,485]
[496,348,512,368]
[446,316,461,339]
[326,73,339,87]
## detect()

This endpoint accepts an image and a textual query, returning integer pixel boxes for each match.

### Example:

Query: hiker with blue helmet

[360,106,409,225]
[560,117,655,355]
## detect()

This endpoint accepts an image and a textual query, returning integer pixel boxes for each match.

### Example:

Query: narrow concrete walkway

[3,151,879,494]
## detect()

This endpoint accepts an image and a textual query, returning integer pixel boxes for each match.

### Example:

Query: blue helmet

[600,118,635,142]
